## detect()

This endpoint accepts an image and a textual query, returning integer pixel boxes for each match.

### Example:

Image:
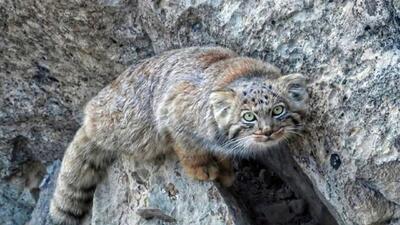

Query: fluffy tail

[50,127,114,225]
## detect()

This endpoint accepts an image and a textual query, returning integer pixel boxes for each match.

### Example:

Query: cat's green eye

[242,112,256,122]
[272,105,285,116]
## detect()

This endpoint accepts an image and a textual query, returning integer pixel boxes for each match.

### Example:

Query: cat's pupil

[243,112,255,121]
[273,106,283,115]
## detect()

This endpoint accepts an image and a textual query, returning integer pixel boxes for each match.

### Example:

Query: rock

[0,181,37,225]
[260,145,338,225]
[231,159,322,225]
[0,0,154,177]
[0,160,46,225]
[136,208,176,223]
[27,161,60,225]
[91,154,252,225]
[261,199,306,224]
[1,0,399,225]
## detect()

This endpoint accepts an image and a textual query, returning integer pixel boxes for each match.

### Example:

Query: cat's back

[82,46,237,137]
[87,46,237,110]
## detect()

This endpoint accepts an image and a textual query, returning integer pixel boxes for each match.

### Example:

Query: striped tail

[50,127,114,225]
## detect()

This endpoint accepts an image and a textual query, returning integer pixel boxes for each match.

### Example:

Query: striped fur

[50,128,114,224]
[50,46,308,224]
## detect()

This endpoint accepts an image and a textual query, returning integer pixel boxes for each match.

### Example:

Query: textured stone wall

[1,0,399,224]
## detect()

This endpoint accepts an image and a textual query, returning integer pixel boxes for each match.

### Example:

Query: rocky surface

[1,0,399,225]
[27,161,60,225]
[27,155,321,225]
[0,160,45,225]
[91,154,252,225]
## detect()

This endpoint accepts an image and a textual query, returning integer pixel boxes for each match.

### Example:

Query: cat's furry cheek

[227,124,243,139]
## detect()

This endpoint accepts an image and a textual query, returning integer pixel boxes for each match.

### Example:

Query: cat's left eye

[272,105,285,117]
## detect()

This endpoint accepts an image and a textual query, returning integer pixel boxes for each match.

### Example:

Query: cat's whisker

[287,132,303,138]
[285,128,304,137]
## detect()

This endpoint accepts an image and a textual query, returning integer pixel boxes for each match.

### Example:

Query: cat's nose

[255,127,273,136]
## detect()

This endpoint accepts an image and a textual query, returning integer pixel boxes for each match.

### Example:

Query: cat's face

[210,74,308,156]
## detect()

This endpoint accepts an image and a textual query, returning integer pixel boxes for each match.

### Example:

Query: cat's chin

[247,128,291,151]
[246,139,281,151]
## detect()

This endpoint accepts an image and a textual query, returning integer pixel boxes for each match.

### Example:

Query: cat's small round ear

[278,73,309,112]
[209,88,236,105]
[209,88,237,129]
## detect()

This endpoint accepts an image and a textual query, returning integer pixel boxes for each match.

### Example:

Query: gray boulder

[91,154,252,225]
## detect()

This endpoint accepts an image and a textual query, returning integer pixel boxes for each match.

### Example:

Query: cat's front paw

[183,161,220,181]
[181,157,235,187]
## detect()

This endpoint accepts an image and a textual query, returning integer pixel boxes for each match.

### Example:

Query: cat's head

[210,73,308,156]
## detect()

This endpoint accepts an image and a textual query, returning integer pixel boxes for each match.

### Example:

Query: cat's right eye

[242,112,257,122]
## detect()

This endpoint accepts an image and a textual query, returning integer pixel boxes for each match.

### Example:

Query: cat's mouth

[252,128,284,142]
